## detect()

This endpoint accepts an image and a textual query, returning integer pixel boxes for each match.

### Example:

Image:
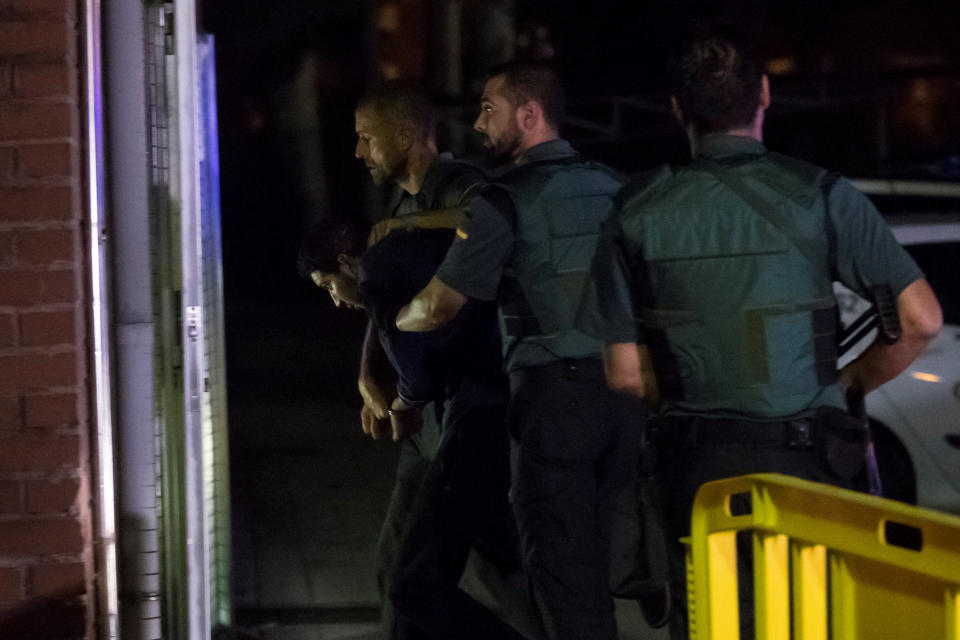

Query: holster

[813,406,870,482]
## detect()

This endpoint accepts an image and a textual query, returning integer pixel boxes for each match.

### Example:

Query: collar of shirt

[416,152,455,204]
[696,134,767,160]
[517,138,576,165]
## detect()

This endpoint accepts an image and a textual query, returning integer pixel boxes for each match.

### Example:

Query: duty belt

[507,356,603,386]
[652,415,815,449]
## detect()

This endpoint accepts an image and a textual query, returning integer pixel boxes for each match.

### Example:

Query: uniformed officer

[344,82,532,640]
[576,23,943,639]
[396,61,643,640]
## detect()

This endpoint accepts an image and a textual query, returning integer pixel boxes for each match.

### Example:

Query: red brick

[0,598,86,637]
[0,65,10,100]
[0,145,15,177]
[0,20,72,58]
[0,0,77,16]
[0,269,76,306]
[13,62,75,99]
[0,231,12,268]
[23,392,75,428]
[18,310,73,347]
[0,310,15,347]
[0,434,79,471]
[0,480,21,513]
[0,395,22,430]
[0,103,76,141]
[0,227,12,261]
[0,351,77,395]
[0,567,23,601]
[25,478,77,514]
[0,186,73,222]
[16,228,75,266]
[30,561,83,597]
[0,518,82,554]
[19,142,74,178]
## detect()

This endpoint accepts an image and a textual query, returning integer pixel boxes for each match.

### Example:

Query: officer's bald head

[356,81,437,143]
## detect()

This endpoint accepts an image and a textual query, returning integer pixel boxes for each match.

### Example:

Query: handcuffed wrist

[386,406,418,417]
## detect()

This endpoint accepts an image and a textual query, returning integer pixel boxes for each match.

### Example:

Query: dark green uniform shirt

[437,139,617,372]
[577,134,923,417]
[387,152,486,218]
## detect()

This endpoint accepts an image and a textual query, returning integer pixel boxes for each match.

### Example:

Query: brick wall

[0,0,94,638]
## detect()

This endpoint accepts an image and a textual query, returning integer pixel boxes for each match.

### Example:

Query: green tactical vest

[494,157,624,371]
[625,152,842,417]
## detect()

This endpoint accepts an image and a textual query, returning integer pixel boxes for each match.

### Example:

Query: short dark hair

[357,80,437,141]
[489,60,565,130]
[297,218,370,279]
[667,23,764,134]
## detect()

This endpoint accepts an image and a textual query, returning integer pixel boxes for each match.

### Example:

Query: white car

[837,182,960,515]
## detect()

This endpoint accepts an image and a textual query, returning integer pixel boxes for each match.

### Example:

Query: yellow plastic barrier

[685,473,960,640]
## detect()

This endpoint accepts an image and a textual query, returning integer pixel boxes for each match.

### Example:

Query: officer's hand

[388,398,423,442]
[358,376,392,419]
[367,218,411,248]
[361,403,391,440]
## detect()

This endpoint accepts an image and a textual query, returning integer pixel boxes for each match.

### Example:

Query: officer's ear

[394,126,414,152]
[517,100,540,133]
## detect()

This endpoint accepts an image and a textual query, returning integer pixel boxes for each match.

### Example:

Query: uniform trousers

[388,403,529,640]
[507,358,643,640]
[651,411,866,640]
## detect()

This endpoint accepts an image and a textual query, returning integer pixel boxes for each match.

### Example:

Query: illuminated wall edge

[84,0,120,638]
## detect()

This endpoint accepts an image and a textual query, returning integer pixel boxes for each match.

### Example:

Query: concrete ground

[226,286,668,640]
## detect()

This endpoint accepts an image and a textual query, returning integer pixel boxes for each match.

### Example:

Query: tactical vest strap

[501,271,591,337]
[700,160,828,272]
[500,275,543,337]
[813,305,840,385]
[646,295,838,393]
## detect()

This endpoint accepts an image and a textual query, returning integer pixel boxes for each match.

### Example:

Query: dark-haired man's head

[355,81,437,187]
[474,61,564,162]
[298,218,371,309]
[667,23,769,139]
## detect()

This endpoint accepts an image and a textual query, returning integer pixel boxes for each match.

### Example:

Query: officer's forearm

[396,276,466,332]
[403,207,462,230]
[841,278,942,394]
[603,342,660,408]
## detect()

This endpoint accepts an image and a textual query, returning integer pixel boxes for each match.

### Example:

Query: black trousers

[652,412,865,640]
[389,403,529,640]
[507,358,643,640]
[375,404,442,635]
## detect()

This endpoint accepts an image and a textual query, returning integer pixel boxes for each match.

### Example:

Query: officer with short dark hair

[396,61,643,640]
[576,23,943,640]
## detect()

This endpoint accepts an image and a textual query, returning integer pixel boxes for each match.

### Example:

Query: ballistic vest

[493,153,623,371]
[623,150,841,417]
